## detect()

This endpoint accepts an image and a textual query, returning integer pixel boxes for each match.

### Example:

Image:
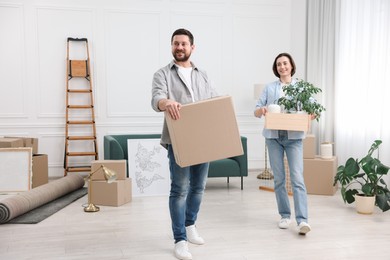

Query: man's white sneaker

[278,218,291,229]
[186,225,205,245]
[298,222,311,235]
[174,241,192,260]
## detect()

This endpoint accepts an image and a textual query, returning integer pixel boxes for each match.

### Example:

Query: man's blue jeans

[167,145,209,243]
[266,130,308,224]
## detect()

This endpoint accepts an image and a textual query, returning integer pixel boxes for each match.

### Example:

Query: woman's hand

[254,107,267,118]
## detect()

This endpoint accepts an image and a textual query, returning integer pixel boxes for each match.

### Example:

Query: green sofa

[103,134,248,189]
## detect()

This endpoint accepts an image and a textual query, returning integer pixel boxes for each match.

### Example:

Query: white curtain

[307,0,390,180]
[306,0,338,149]
[335,0,390,168]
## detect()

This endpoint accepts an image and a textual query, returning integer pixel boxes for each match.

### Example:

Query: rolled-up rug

[0,173,85,224]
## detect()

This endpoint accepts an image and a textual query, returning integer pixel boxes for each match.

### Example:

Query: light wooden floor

[1,171,389,260]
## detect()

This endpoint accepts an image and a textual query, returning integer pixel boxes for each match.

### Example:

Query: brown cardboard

[265,113,310,132]
[303,134,316,159]
[32,154,48,188]
[4,136,38,154]
[303,156,338,195]
[0,138,24,148]
[89,178,132,206]
[165,96,243,167]
[90,160,127,180]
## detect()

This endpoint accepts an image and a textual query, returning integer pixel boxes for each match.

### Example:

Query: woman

[254,52,311,235]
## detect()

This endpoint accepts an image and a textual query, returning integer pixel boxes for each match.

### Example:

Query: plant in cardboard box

[277,79,325,121]
[333,140,390,213]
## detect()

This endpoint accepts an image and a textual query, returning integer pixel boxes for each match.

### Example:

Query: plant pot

[355,194,376,214]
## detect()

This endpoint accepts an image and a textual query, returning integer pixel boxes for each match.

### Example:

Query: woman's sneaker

[278,218,291,229]
[298,222,311,235]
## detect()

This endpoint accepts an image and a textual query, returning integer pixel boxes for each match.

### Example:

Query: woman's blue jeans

[266,130,308,224]
[167,145,209,243]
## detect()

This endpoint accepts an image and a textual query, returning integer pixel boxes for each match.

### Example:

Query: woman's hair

[272,52,296,78]
[171,28,194,45]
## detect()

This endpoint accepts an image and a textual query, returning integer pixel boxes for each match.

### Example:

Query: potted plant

[277,79,326,121]
[333,140,390,213]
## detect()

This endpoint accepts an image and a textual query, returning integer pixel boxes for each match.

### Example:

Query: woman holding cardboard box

[254,53,311,235]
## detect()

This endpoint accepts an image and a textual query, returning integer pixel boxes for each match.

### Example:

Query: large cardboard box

[89,178,132,206]
[303,156,338,195]
[303,134,316,159]
[32,154,48,188]
[165,96,243,167]
[91,160,127,180]
[0,138,24,148]
[265,113,310,132]
[4,136,38,154]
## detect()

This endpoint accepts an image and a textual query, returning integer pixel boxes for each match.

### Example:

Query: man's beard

[173,51,191,62]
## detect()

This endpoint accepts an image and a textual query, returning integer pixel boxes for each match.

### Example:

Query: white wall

[0,0,307,177]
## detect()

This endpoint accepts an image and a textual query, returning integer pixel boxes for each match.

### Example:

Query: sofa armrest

[104,134,162,160]
[104,135,125,160]
[229,136,248,177]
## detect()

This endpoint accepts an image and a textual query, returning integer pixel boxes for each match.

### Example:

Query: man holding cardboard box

[151,28,218,260]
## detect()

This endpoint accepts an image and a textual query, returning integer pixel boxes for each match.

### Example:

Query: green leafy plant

[277,80,326,121]
[333,140,390,212]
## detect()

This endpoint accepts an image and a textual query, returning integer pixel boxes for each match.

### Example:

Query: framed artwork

[0,148,32,193]
[127,139,170,197]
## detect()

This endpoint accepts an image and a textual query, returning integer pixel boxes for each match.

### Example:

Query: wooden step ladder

[64,37,98,176]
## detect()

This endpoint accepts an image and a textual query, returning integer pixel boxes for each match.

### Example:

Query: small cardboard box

[303,156,338,195]
[89,178,132,206]
[265,113,310,132]
[165,96,243,167]
[303,134,316,159]
[0,138,24,148]
[90,160,127,180]
[4,136,38,154]
[32,154,48,188]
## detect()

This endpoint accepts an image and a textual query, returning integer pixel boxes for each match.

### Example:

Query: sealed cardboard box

[265,113,310,132]
[303,134,316,159]
[89,178,132,206]
[32,154,48,188]
[91,160,127,180]
[0,138,24,148]
[303,156,338,195]
[165,95,243,167]
[5,136,38,154]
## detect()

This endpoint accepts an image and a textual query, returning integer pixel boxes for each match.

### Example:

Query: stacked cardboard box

[284,134,337,196]
[89,160,132,207]
[0,136,48,189]
[303,135,338,195]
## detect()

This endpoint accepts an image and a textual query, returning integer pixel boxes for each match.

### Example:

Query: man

[151,28,218,260]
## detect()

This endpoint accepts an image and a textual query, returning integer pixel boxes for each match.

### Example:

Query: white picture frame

[0,147,32,193]
[127,139,170,197]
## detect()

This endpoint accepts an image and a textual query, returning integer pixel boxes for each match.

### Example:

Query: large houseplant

[277,79,325,121]
[333,140,390,212]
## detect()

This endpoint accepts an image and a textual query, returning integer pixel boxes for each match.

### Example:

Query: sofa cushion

[208,158,240,178]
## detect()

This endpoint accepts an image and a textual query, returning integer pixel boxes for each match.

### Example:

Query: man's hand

[159,99,182,120]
